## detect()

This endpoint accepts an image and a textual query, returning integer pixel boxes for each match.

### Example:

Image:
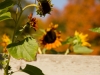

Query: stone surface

[0,55,100,75]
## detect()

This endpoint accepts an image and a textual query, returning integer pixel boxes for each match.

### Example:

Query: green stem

[64,44,72,55]
[38,47,43,54]
[4,2,23,75]
[12,1,23,42]
[12,11,23,42]
[22,4,37,11]
[4,55,10,75]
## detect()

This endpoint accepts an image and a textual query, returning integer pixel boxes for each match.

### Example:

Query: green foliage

[0,12,12,22]
[0,0,13,22]
[21,64,45,75]
[62,37,75,45]
[73,45,93,54]
[90,27,100,33]
[7,37,38,61]
[0,8,8,15]
[0,0,13,9]
[32,29,45,39]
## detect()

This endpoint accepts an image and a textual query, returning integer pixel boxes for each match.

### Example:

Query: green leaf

[0,12,12,22]
[0,8,8,15]
[62,37,74,45]
[21,64,45,75]
[32,29,45,39]
[0,0,13,9]
[7,37,38,61]
[0,0,13,22]
[73,45,93,54]
[90,27,100,33]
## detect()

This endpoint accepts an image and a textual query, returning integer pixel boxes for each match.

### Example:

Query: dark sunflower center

[43,30,56,43]
[41,1,51,15]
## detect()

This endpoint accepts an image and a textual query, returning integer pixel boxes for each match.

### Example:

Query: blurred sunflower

[36,0,53,16]
[74,31,91,47]
[0,34,11,53]
[40,23,62,50]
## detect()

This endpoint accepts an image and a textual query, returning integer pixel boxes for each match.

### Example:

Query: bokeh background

[0,0,100,55]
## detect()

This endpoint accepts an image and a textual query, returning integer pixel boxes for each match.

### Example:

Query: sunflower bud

[36,0,53,16]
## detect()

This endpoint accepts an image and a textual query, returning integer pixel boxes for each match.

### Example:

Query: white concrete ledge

[0,55,100,75]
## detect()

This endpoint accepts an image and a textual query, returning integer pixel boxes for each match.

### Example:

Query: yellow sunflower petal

[49,23,53,27]
[59,38,63,41]
[45,44,52,50]
[55,40,61,47]
[46,28,51,32]
[53,24,58,29]
[2,34,10,44]
[82,41,91,47]
[75,31,79,36]
[80,34,88,40]
[80,34,88,43]
[51,43,56,48]
[1,42,7,47]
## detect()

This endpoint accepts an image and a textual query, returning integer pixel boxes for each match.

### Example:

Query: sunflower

[40,23,62,50]
[74,31,91,47]
[28,13,38,31]
[36,0,53,16]
[1,34,11,53]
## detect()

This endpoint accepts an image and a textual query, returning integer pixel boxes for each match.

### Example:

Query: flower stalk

[3,4,23,75]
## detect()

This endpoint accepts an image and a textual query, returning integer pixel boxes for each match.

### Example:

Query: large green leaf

[7,37,38,61]
[90,27,100,33]
[73,45,93,54]
[0,12,12,22]
[0,0,13,9]
[21,64,45,75]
